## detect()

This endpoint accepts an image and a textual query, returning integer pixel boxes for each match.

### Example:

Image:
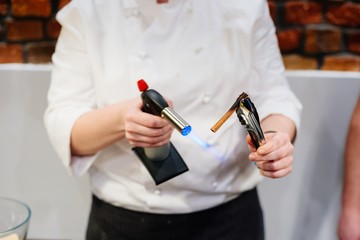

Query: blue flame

[186,132,226,162]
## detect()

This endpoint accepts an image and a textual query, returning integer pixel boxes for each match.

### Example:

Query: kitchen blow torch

[132,79,191,185]
[211,92,266,149]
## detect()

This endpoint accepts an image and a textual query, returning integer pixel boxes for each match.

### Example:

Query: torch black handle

[141,89,168,116]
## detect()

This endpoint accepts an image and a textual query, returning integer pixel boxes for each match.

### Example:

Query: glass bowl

[0,197,31,240]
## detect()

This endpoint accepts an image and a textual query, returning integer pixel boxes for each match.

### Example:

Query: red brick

[348,31,360,54]
[58,0,71,10]
[0,0,7,16]
[327,3,360,28]
[11,0,51,17]
[282,54,318,70]
[285,2,323,25]
[0,44,23,63]
[305,27,342,54]
[277,29,301,53]
[6,20,43,41]
[321,55,360,71]
[46,19,61,39]
[268,1,276,22]
[25,42,55,63]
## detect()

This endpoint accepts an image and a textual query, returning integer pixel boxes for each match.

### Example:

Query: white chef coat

[44,0,302,213]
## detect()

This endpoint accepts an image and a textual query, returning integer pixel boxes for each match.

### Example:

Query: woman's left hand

[247,131,294,178]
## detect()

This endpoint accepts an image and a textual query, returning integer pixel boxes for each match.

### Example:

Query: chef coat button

[194,47,203,54]
[154,189,161,195]
[138,51,148,60]
[184,5,192,13]
[212,182,218,189]
[132,9,140,17]
[202,95,211,103]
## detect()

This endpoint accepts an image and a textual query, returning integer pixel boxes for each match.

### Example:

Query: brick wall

[0,0,69,63]
[270,0,360,71]
[0,0,359,71]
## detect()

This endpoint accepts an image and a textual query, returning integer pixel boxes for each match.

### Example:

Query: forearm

[70,96,174,156]
[260,114,297,142]
[70,101,133,156]
[337,100,360,240]
[342,101,360,211]
[342,133,360,212]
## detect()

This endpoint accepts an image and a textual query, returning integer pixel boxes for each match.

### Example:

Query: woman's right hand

[123,97,174,148]
[70,97,174,156]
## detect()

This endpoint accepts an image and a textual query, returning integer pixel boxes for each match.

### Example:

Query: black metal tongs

[211,92,266,149]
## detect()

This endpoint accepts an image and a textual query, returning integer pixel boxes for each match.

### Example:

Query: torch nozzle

[162,107,192,136]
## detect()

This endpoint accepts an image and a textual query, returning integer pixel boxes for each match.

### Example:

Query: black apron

[86,187,264,240]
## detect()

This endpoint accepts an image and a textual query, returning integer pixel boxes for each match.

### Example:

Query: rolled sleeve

[45,107,97,176]
[44,3,98,176]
